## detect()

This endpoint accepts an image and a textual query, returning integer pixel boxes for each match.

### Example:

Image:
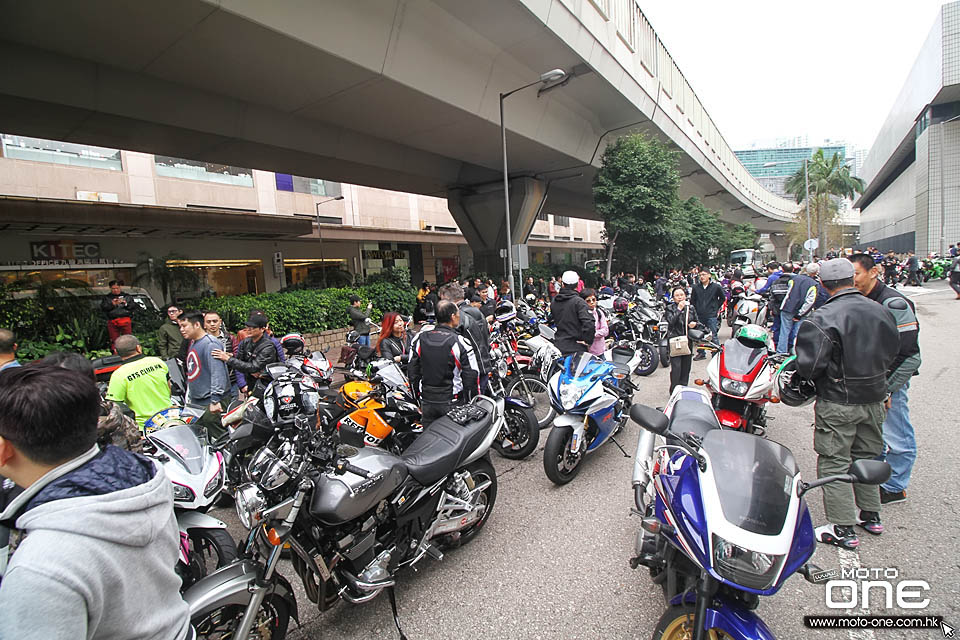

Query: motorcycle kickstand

[387,586,409,640]
[609,435,631,459]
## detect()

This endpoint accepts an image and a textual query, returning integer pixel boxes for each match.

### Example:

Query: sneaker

[880,488,907,505]
[815,524,859,549]
[857,511,884,536]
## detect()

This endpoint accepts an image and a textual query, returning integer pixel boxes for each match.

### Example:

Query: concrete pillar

[768,233,792,262]
[447,177,547,276]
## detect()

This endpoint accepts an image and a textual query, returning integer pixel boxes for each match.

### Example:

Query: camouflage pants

[813,399,886,525]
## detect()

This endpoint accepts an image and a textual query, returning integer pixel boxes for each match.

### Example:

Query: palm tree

[134,252,200,304]
[784,149,866,253]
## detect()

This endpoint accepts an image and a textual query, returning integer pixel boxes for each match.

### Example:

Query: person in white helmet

[550,271,595,356]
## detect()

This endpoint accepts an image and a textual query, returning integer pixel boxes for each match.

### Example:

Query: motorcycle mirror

[848,459,892,485]
[629,404,668,435]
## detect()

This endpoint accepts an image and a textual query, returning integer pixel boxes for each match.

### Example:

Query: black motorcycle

[183,396,504,640]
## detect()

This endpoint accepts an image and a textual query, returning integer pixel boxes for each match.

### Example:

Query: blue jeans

[770,312,781,345]
[357,334,370,347]
[777,314,798,353]
[879,382,916,493]
[703,316,719,342]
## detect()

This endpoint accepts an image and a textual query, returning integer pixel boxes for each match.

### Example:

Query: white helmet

[561,270,579,285]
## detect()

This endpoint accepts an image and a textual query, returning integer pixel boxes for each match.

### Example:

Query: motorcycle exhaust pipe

[631,430,656,511]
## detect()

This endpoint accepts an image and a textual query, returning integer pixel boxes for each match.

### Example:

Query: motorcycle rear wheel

[543,426,583,485]
[659,344,670,368]
[192,593,290,640]
[493,405,540,460]
[453,457,498,546]
[506,375,556,429]
[634,343,659,377]
[652,604,729,640]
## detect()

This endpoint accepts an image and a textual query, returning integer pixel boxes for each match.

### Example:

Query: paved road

[215,281,960,640]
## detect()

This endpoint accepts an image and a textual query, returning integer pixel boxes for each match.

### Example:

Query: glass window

[275,173,341,197]
[1,133,122,170]
[154,156,253,187]
[554,215,570,227]
[537,211,548,222]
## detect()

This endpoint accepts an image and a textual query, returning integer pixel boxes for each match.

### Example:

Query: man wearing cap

[776,263,820,354]
[212,314,279,398]
[794,258,898,550]
[550,270,596,357]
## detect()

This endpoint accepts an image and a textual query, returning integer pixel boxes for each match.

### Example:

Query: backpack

[769,276,792,308]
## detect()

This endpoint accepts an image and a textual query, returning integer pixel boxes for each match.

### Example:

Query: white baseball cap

[561,270,579,285]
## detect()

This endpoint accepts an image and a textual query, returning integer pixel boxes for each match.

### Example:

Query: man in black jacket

[408,301,480,425]
[690,270,724,360]
[101,281,135,350]
[794,258,898,550]
[212,314,278,398]
[439,283,491,391]
[850,253,921,505]
[550,271,595,356]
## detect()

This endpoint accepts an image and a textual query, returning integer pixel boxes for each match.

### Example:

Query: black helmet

[774,357,816,407]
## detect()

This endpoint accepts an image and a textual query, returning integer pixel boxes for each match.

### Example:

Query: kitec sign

[30,241,101,259]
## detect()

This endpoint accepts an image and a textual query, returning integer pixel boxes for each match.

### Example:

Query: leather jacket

[408,325,480,404]
[227,335,280,383]
[378,334,409,363]
[795,288,898,404]
[550,287,595,355]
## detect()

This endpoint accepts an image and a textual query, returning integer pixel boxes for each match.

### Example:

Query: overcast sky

[640,0,950,152]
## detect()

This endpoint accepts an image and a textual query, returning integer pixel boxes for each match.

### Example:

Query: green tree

[593,133,680,280]
[784,149,865,253]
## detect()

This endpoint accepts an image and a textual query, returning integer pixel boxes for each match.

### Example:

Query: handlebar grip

[342,462,371,478]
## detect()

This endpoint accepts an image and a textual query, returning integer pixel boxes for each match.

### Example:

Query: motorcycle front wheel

[633,343,659,377]
[659,344,670,368]
[543,426,583,485]
[188,529,239,583]
[652,603,730,640]
[505,374,555,429]
[493,404,540,460]
[192,593,290,640]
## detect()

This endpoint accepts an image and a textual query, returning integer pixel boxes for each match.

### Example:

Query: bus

[729,249,761,278]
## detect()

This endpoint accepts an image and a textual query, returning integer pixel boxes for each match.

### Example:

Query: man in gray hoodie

[0,365,192,640]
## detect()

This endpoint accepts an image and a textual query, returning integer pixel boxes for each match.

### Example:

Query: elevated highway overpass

[0,0,799,270]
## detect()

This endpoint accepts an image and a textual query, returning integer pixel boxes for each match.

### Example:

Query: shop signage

[30,241,101,259]
[362,249,406,260]
[0,258,134,269]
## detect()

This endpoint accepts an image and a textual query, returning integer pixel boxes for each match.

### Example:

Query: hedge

[197,282,417,335]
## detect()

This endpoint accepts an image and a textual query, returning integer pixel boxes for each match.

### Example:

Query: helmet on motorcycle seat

[613,297,629,314]
[774,357,816,407]
[280,333,306,356]
[524,293,537,304]
[495,300,517,323]
[263,372,320,423]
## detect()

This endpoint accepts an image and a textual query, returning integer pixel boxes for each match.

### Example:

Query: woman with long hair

[376,312,409,363]
[580,288,608,356]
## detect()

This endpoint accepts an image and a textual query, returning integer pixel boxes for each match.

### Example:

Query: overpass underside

[0,0,793,271]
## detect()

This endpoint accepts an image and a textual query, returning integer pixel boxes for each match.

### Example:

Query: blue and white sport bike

[627,391,890,640]
[542,349,637,485]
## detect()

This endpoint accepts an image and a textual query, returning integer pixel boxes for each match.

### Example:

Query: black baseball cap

[244,315,268,328]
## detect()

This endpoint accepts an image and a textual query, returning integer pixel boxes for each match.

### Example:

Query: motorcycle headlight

[248,448,293,491]
[203,465,224,498]
[172,483,195,503]
[559,385,581,411]
[720,378,750,397]
[712,534,785,590]
[235,483,266,530]
[497,359,508,378]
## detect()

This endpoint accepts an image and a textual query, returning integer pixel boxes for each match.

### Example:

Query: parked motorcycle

[183,395,504,640]
[627,399,891,640]
[693,324,786,435]
[141,413,237,591]
[543,351,635,485]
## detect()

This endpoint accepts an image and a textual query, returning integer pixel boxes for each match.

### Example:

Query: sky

[640,0,951,153]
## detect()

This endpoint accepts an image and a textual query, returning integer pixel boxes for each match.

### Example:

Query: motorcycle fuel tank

[310,446,408,525]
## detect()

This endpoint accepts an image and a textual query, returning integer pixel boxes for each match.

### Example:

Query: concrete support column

[252,170,278,214]
[122,151,157,205]
[447,177,547,276]
[768,233,793,262]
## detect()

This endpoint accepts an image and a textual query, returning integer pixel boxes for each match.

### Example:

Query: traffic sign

[803,238,819,251]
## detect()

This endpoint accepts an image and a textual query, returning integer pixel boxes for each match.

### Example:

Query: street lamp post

[500,68,567,296]
[315,195,345,288]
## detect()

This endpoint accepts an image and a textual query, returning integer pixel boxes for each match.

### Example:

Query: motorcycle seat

[668,399,720,440]
[609,346,634,364]
[401,412,492,485]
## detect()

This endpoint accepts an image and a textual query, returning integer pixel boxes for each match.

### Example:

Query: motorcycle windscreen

[720,339,765,376]
[702,430,799,535]
[564,352,604,379]
[150,424,205,474]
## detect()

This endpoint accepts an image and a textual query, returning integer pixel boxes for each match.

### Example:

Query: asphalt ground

[213,280,960,640]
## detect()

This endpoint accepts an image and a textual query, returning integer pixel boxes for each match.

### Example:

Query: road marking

[901,287,952,298]
[837,547,877,640]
